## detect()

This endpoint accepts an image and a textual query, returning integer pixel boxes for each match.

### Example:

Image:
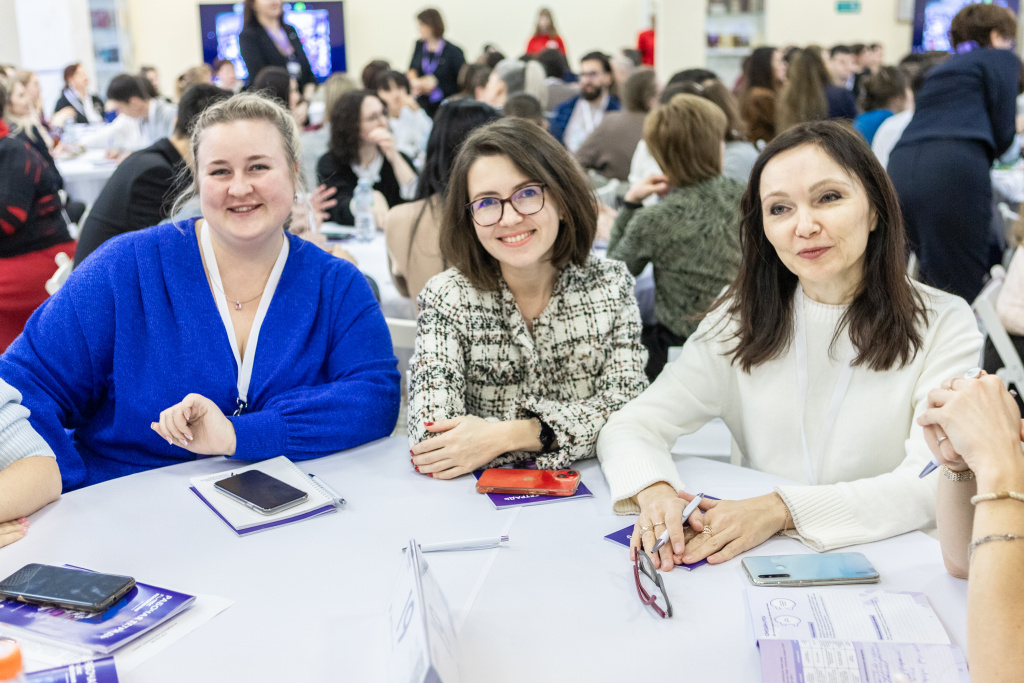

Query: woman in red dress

[526,8,566,56]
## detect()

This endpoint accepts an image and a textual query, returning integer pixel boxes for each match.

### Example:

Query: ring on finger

[639,526,653,533]
[653,521,666,528]
[937,436,948,444]
[701,526,714,536]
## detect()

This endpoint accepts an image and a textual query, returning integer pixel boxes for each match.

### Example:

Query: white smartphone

[742,552,880,587]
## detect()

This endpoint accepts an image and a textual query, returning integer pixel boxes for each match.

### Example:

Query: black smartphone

[0,564,136,613]
[214,470,308,515]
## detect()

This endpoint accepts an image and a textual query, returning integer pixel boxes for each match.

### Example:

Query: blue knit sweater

[0,219,401,490]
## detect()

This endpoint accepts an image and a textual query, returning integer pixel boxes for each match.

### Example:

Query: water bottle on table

[354,177,375,242]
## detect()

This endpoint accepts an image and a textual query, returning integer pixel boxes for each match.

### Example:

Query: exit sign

[837,1,861,12]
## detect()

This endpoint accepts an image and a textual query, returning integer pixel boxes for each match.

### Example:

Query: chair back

[973,265,1024,389]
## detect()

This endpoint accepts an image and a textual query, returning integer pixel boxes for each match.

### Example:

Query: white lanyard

[578,95,605,134]
[200,222,289,415]
[793,285,856,485]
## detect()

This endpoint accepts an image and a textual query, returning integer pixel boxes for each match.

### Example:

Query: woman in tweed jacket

[408,119,648,479]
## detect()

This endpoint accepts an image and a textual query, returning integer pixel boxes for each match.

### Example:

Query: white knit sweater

[596,282,983,551]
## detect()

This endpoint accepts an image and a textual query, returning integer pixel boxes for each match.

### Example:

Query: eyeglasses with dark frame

[465,184,547,227]
[634,549,673,618]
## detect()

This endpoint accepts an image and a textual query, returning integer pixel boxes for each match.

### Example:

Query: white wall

[764,0,913,61]
[0,0,22,67]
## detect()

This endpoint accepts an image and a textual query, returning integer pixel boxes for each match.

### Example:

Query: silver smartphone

[214,470,308,515]
[742,552,880,587]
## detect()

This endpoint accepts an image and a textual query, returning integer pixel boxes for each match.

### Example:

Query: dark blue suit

[549,94,621,147]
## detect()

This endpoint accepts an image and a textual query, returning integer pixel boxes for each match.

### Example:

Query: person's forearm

[966,462,1024,681]
[0,457,61,520]
[936,472,976,578]
[390,154,418,192]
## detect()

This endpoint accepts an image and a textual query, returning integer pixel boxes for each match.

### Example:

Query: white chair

[385,317,417,351]
[45,252,73,295]
[972,265,1024,390]
[386,317,418,437]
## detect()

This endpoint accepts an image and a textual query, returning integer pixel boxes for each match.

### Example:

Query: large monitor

[911,0,1019,53]
[198,2,346,81]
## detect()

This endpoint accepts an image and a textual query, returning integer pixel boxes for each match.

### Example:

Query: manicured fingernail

[179,438,188,447]
[185,431,194,441]
[424,421,433,426]
[428,473,434,478]
[414,466,420,472]
[167,439,173,446]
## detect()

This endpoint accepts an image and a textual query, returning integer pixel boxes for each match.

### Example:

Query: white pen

[651,492,704,553]
[409,535,510,553]
[308,473,346,506]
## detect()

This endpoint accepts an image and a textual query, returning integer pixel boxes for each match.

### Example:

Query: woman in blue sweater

[0,93,401,491]
[888,4,1021,302]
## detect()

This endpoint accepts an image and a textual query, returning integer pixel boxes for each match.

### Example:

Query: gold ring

[701,526,714,536]
[653,521,666,527]
[640,526,653,533]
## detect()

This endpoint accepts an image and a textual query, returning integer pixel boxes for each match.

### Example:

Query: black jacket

[239,20,316,91]
[409,40,466,115]
[74,138,185,267]
[54,91,105,125]
[316,152,413,225]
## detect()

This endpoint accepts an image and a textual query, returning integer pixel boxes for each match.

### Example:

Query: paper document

[758,640,969,683]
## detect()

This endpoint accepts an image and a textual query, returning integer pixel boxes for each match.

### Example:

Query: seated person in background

[54,62,104,125]
[73,84,232,267]
[608,94,745,380]
[853,66,911,146]
[4,72,61,164]
[77,74,177,154]
[502,93,547,129]
[317,90,417,226]
[213,59,241,93]
[920,372,1024,681]
[985,241,1024,377]
[598,121,982,573]
[175,65,214,101]
[447,63,490,103]
[251,66,307,127]
[739,46,787,147]
[0,82,77,353]
[576,69,658,183]
[535,48,578,112]
[386,99,500,301]
[375,70,432,169]
[361,60,391,90]
[550,51,620,152]
[0,378,61,548]
[300,72,357,188]
[0,93,401,491]
[479,59,547,111]
[674,79,760,182]
[408,118,648,479]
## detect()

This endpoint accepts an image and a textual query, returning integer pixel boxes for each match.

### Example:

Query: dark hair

[829,44,853,58]
[251,66,291,106]
[622,48,643,67]
[328,90,382,165]
[673,79,747,142]
[745,46,780,91]
[139,75,159,99]
[212,58,233,73]
[951,3,1017,47]
[580,51,612,74]
[503,92,545,122]
[62,63,81,87]
[659,82,691,104]
[417,100,500,200]
[458,64,492,97]
[484,50,505,69]
[898,51,950,92]
[668,68,718,86]
[140,65,157,77]
[852,43,868,56]
[244,0,282,28]
[174,84,231,138]
[374,70,410,94]
[623,69,658,113]
[534,8,558,37]
[0,82,7,115]
[713,120,927,373]
[859,66,908,112]
[106,73,148,103]
[441,118,597,290]
[417,8,445,39]
[361,60,391,90]
[536,48,568,79]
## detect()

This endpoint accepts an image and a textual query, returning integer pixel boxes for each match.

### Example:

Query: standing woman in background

[888,3,1020,303]
[54,63,104,125]
[525,8,566,56]
[740,46,787,146]
[0,82,76,352]
[238,0,317,99]
[775,47,829,135]
[407,8,466,117]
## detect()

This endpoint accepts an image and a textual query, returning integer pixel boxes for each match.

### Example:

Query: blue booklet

[0,568,195,655]
[27,657,118,682]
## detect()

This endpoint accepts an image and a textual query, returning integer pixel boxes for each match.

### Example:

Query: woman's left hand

[368,127,399,161]
[678,492,790,565]
[310,184,338,222]
[0,518,29,549]
[410,416,509,479]
[151,393,236,456]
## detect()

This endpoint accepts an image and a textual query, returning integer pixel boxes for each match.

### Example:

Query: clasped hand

[410,416,513,480]
[151,393,237,457]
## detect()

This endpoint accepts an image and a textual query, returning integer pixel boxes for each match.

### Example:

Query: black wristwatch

[536,418,556,453]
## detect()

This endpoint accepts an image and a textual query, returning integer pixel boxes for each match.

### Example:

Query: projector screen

[911,0,1019,52]
[199,2,346,81]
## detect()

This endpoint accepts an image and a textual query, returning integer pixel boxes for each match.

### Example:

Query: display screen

[912,0,1019,52]
[199,2,346,81]
[0,564,135,612]
[215,470,308,511]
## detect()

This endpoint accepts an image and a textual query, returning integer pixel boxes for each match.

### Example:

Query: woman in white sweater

[597,120,983,572]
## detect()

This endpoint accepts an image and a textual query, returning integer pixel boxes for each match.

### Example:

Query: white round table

[55,150,119,208]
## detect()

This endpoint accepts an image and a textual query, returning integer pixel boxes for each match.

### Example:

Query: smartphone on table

[0,564,135,613]
[742,552,880,587]
[214,470,308,515]
[475,468,581,496]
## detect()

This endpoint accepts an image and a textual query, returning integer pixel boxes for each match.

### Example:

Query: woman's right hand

[631,482,698,571]
[0,518,29,549]
[624,174,670,204]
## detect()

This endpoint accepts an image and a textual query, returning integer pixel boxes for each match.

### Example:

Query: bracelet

[774,492,792,535]
[968,533,1024,562]
[970,491,1024,505]
[622,200,643,211]
[941,465,975,481]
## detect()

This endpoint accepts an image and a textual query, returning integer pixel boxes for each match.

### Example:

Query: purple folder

[472,466,594,509]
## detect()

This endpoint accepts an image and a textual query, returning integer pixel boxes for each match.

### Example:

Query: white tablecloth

[0,434,968,682]
[55,149,119,208]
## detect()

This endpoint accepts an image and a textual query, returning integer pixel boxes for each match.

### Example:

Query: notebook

[189,456,342,535]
